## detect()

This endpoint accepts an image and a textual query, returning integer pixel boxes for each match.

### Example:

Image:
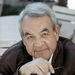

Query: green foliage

[2,5,25,16]
[45,0,50,2]
[57,19,62,27]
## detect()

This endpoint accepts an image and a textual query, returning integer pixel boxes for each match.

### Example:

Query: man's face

[21,15,59,60]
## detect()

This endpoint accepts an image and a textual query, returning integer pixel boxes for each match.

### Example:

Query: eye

[42,32,49,37]
[26,35,33,40]
[43,32,48,35]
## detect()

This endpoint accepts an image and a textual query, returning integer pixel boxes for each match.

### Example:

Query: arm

[0,48,25,75]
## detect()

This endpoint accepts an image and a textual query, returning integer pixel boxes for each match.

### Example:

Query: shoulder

[59,37,75,74]
[60,37,75,54]
[0,41,24,73]
[59,37,75,65]
[59,36,75,51]
[0,41,26,65]
[1,40,32,62]
[60,37,75,62]
[0,41,32,73]
[0,41,32,74]
[0,40,32,63]
[2,41,26,57]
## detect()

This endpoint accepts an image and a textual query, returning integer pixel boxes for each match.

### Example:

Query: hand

[19,58,55,75]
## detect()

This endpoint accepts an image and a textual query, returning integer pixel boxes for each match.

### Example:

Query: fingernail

[52,69,55,74]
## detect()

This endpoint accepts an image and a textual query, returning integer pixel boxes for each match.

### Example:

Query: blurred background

[0,0,75,16]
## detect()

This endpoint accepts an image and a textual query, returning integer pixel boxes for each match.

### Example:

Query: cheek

[49,39,57,51]
[24,41,34,56]
[45,37,57,52]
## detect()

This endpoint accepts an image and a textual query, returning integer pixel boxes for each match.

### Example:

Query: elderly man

[0,2,75,75]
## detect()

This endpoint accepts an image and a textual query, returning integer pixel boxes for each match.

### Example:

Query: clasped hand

[19,58,55,75]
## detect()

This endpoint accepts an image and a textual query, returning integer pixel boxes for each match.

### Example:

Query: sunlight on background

[68,0,75,10]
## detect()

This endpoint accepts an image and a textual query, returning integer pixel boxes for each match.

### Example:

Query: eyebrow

[23,28,49,37]
[41,28,49,33]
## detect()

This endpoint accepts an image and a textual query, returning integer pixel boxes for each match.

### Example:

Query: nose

[34,37,44,49]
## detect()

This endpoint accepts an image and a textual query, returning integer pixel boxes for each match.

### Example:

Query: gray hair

[19,2,57,35]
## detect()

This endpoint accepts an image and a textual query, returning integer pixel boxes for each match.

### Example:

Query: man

[0,2,75,75]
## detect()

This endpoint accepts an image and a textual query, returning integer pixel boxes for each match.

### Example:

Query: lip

[35,48,48,52]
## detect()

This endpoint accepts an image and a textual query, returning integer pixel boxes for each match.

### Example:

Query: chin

[43,57,50,61]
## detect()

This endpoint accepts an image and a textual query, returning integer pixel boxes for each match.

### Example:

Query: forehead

[21,15,53,33]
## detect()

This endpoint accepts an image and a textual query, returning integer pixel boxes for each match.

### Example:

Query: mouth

[34,48,49,59]
[35,48,48,52]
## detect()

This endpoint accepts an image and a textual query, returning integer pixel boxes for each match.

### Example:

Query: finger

[33,64,44,75]
[28,64,44,75]
[35,59,48,75]
[38,58,55,73]
[19,61,44,75]
[48,63,55,73]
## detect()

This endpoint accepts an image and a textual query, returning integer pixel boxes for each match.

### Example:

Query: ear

[55,24,61,41]
[20,34,26,46]
[20,34,23,40]
[20,34,25,43]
